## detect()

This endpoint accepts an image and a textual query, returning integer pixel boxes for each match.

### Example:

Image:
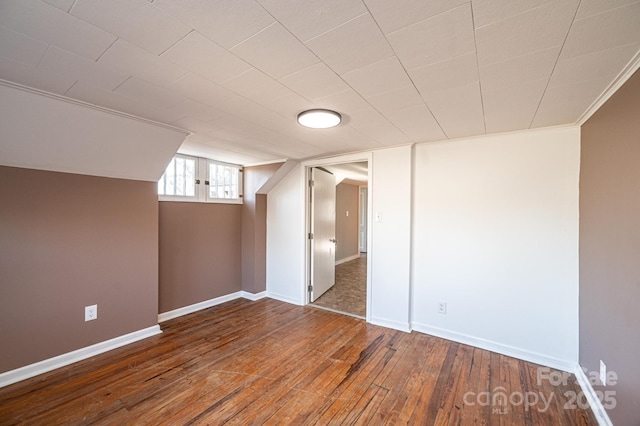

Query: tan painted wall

[242,163,282,294]
[0,166,159,374]
[335,182,360,262]
[580,70,640,425]
[158,202,242,313]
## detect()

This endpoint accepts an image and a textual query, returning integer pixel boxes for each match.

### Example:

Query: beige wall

[580,70,640,425]
[158,202,242,313]
[0,166,159,374]
[335,182,360,262]
[242,163,282,294]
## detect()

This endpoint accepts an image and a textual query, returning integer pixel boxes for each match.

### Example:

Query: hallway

[312,254,366,317]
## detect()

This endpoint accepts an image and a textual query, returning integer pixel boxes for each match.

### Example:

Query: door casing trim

[302,152,373,323]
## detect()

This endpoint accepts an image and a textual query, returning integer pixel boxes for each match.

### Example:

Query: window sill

[158,196,242,205]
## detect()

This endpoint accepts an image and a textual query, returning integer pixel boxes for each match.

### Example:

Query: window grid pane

[166,158,176,195]
[175,157,185,196]
[157,156,196,198]
[208,161,240,200]
[186,159,195,196]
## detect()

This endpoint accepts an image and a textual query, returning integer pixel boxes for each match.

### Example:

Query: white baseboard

[575,365,613,426]
[371,316,411,333]
[0,325,161,389]
[335,253,360,266]
[158,291,268,322]
[266,291,304,306]
[240,290,267,301]
[158,291,243,322]
[411,322,576,372]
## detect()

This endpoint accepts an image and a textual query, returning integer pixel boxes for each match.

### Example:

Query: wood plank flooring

[0,299,597,425]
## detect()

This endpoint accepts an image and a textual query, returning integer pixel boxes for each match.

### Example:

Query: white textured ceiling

[0,0,639,165]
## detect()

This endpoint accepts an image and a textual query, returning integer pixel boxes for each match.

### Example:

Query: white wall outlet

[438,301,447,314]
[600,360,607,386]
[85,304,97,322]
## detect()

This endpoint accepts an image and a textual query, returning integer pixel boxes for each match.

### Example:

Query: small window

[208,160,240,200]
[158,155,196,198]
[158,155,242,203]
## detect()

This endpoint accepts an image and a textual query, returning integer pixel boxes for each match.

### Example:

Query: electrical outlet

[85,305,97,322]
[600,360,606,386]
[346,210,349,217]
[438,301,447,314]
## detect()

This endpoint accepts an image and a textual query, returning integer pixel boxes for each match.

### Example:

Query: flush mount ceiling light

[297,109,342,129]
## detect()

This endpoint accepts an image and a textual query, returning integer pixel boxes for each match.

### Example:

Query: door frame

[303,152,373,323]
[359,186,368,253]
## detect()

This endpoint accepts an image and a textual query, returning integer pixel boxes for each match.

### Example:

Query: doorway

[307,161,369,319]
[360,187,367,253]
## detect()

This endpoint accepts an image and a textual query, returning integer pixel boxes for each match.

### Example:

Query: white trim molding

[243,159,288,168]
[0,325,161,388]
[412,322,576,373]
[240,291,267,301]
[0,79,189,135]
[574,365,614,426]
[371,317,411,333]
[577,49,640,126]
[158,292,243,322]
[335,253,360,266]
[158,291,268,322]
[266,291,304,306]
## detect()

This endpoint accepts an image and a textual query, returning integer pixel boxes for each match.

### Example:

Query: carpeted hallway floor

[311,254,366,317]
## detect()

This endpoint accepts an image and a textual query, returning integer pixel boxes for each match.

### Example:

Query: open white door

[310,167,336,302]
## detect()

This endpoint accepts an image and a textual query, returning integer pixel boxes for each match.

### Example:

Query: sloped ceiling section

[325,162,368,185]
[0,82,187,181]
[0,0,639,165]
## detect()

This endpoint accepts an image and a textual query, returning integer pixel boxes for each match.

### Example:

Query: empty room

[0,1,639,425]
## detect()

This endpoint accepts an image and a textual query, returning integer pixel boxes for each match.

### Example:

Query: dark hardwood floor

[0,298,596,425]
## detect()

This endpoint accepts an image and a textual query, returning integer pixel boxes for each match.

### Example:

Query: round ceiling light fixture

[297,109,342,129]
